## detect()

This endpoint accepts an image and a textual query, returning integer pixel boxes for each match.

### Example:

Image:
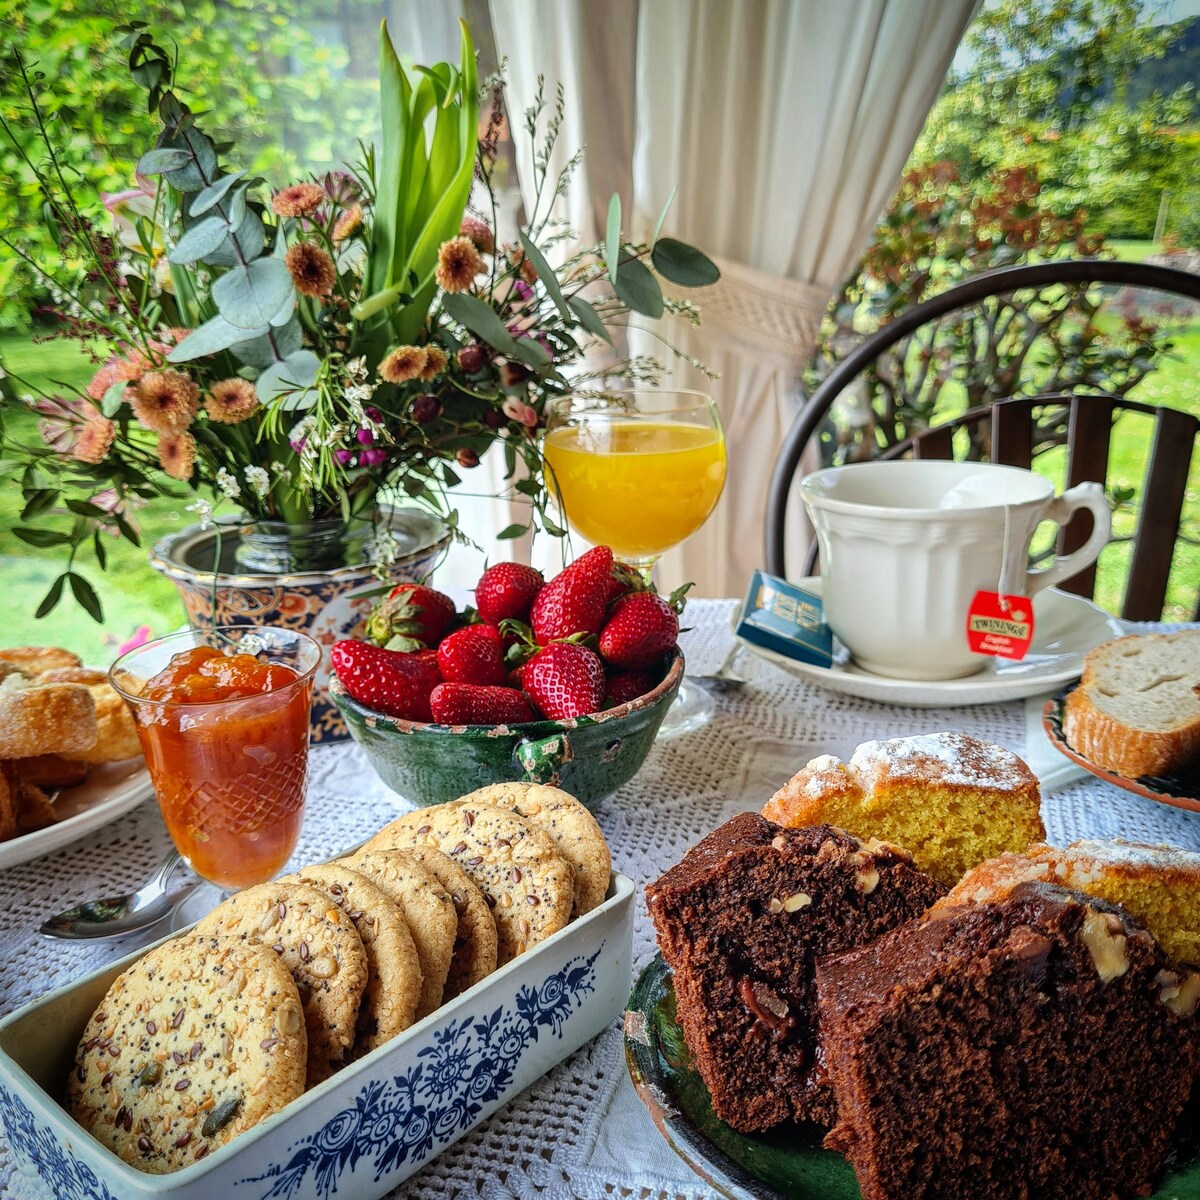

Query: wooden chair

[764,260,1200,620]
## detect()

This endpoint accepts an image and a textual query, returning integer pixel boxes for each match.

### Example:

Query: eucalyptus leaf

[605,194,622,285]
[168,215,230,265]
[35,575,64,619]
[203,209,265,268]
[269,291,296,328]
[652,187,677,247]
[567,296,615,348]
[232,315,301,369]
[497,524,528,540]
[168,313,267,362]
[615,258,664,318]
[14,527,71,548]
[226,183,248,229]
[518,230,570,319]
[20,490,58,521]
[137,147,190,176]
[213,258,293,330]
[510,336,552,369]
[161,127,218,192]
[65,499,108,518]
[257,350,321,409]
[101,380,128,417]
[442,292,519,354]
[651,238,720,287]
[190,170,247,217]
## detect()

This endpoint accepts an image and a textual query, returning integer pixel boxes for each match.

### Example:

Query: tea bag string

[996,502,1016,614]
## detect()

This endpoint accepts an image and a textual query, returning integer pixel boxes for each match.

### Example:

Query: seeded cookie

[452,783,611,916]
[339,850,457,1020]
[390,845,498,998]
[282,864,422,1053]
[363,803,574,964]
[65,935,306,1173]
[193,882,369,1085]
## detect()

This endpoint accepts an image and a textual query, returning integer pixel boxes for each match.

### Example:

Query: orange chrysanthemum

[459,216,495,255]
[435,236,485,293]
[508,245,538,284]
[285,242,337,298]
[131,370,200,435]
[379,346,428,384]
[85,360,125,402]
[206,378,259,425]
[333,204,363,243]
[157,432,197,481]
[420,345,448,381]
[271,182,326,218]
[72,417,116,464]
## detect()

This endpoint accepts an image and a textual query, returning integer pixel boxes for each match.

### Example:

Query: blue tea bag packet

[735,570,834,667]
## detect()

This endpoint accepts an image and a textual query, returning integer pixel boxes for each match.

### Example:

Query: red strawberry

[331,639,441,721]
[365,583,456,651]
[530,546,614,644]
[522,642,605,720]
[475,562,544,625]
[430,682,534,725]
[606,562,646,605]
[436,624,507,686]
[603,669,657,708]
[598,592,679,669]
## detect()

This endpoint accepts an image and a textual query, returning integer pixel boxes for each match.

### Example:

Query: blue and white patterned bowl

[0,875,634,1200]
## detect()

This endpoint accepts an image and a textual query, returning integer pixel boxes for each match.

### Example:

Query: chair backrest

[766,259,1200,620]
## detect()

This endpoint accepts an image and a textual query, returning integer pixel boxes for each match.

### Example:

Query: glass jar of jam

[110,628,320,890]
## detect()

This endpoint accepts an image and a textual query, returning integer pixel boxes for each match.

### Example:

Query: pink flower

[359,448,388,467]
[34,395,85,453]
[117,625,153,656]
[502,397,539,428]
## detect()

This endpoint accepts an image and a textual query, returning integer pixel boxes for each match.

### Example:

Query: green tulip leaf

[652,187,677,247]
[651,237,720,287]
[213,258,294,329]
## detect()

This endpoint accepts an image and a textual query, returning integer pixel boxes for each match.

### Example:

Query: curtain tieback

[665,255,833,364]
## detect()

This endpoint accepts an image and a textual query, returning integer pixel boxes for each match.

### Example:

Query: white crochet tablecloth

[2,599,1197,1199]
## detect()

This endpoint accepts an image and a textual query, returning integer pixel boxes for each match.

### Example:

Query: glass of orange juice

[543,389,727,734]
[110,627,320,891]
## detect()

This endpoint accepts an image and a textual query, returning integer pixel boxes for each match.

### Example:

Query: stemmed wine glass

[543,388,727,736]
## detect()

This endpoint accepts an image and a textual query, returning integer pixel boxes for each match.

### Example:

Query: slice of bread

[762,732,1045,887]
[1062,631,1200,778]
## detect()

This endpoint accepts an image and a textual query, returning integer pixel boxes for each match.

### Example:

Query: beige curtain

[487,0,978,594]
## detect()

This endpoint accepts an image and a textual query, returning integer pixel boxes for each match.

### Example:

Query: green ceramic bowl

[330,649,683,810]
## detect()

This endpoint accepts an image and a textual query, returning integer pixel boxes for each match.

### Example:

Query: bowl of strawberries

[328,547,686,808]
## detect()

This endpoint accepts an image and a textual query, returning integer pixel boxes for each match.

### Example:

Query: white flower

[216,467,241,500]
[269,460,293,483]
[186,498,214,530]
[346,356,368,380]
[289,415,316,444]
[243,466,270,499]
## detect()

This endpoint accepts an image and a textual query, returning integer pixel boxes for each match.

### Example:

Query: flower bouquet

[1,20,718,620]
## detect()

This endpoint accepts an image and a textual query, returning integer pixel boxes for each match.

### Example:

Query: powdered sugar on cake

[849,732,1033,792]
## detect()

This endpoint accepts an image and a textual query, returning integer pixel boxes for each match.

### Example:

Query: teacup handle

[1023,481,1112,596]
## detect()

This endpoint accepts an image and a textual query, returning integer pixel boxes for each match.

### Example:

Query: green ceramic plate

[624,953,1200,1200]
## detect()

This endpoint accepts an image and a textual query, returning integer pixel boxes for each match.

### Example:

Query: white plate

[736,580,1126,708]
[0,759,154,870]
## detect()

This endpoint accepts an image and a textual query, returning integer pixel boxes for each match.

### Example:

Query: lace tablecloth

[3,599,1197,1199]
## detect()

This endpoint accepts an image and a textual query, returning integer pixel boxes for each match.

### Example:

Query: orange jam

[134,646,311,889]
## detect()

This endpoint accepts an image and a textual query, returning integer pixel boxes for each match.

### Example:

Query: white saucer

[736,580,1126,708]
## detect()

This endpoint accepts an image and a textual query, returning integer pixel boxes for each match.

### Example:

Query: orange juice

[543,420,726,560]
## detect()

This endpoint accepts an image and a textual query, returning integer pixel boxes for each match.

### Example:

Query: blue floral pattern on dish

[243,946,601,1199]
[0,1086,118,1200]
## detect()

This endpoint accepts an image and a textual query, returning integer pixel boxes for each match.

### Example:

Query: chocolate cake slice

[645,813,945,1130]
[818,881,1200,1200]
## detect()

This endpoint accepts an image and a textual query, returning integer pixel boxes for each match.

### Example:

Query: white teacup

[799,460,1112,680]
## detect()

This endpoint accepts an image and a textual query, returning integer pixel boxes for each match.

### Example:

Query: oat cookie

[363,803,574,964]
[65,935,306,1173]
[339,850,457,1019]
[454,783,611,916]
[390,844,498,998]
[193,882,369,1085]
[282,864,421,1053]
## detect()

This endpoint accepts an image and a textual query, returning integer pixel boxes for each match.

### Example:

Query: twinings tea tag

[966,590,1035,660]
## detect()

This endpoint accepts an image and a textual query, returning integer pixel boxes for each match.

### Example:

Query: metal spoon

[39,850,202,941]
[692,642,748,693]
